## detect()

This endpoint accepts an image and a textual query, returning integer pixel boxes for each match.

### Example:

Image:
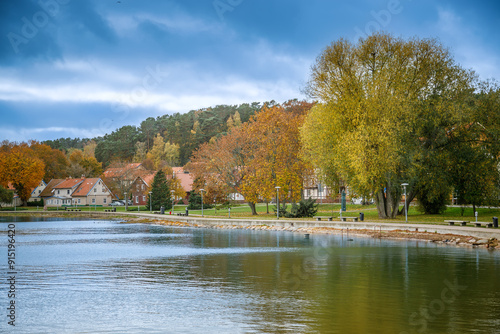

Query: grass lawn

[184,202,500,225]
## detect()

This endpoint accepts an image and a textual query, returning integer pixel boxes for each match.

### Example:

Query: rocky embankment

[134,219,499,250]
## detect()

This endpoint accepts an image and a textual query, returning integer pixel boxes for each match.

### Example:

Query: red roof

[175,171,193,192]
[141,172,156,187]
[72,178,100,197]
[54,178,84,189]
[103,163,143,178]
[39,179,65,197]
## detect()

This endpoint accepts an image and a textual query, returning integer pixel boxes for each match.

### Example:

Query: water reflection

[1,218,499,333]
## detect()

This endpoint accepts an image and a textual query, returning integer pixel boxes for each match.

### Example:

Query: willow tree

[301,32,475,218]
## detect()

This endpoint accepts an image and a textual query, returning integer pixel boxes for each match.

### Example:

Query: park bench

[470,221,494,228]
[444,220,469,226]
[316,217,334,221]
[177,213,188,216]
[340,216,358,222]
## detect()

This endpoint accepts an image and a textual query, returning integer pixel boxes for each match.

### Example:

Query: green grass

[185,202,500,225]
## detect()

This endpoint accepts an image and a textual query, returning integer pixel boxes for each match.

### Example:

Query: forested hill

[44,102,266,166]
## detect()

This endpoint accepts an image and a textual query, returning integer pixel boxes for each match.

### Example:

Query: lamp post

[200,189,205,217]
[275,186,281,219]
[401,183,409,223]
[149,191,152,213]
[171,190,175,214]
[124,192,128,211]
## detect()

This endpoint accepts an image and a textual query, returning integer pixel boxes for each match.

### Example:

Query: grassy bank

[2,202,499,226]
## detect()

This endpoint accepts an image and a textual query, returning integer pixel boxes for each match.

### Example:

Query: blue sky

[1,0,499,142]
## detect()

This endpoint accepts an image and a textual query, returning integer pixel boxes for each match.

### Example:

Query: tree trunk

[375,184,401,219]
[248,202,258,215]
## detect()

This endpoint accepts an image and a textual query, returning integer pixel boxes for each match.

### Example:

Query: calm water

[1,217,499,333]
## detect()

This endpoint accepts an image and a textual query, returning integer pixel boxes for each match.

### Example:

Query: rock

[468,239,476,243]
[476,239,489,245]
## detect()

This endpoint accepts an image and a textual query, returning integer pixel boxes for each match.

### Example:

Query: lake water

[1,217,499,333]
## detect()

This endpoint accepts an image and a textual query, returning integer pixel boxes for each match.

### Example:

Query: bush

[187,192,213,210]
[274,198,319,218]
[417,189,449,214]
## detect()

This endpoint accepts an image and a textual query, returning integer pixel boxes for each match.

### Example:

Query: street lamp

[401,183,409,223]
[171,190,175,214]
[200,189,205,217]
[275,186,281,219]
[149,191,152,212]
[124,192,128,211]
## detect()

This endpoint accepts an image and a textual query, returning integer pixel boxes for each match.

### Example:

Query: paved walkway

[14,210,498,240]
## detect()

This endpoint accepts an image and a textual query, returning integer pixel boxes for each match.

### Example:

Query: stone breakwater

[137,219,499,250]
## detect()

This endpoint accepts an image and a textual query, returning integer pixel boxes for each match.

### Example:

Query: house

[171,167,194,204]
[130,173,156,206]
[71,178,115,206]
[44,178,84,207]
[102,162,146,199]
[28,180,47,202]
[39,179,65,207]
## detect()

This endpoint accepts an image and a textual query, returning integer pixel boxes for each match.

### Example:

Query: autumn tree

[189,101,314,215]
[29,141,69,180]
[147,134,180,170]
[188,126,250,211]
[302,33,476,218]
[0,145,45,205]
[241,102,314,209]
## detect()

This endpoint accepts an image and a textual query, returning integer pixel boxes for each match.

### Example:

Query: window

[141,184,144,190]
[57,190,60,194]
[92,198,95,204]
[136,184,140,191]
[78,199,81,204]
[94,188,97,193]
[102,188,105,193]
[136,196,139,203]
[103,198,107,204]
[142,196,146,202]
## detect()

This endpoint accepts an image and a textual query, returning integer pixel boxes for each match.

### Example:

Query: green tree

[0,185,13,206]
[148,170,172,211]
[302,33,475,218]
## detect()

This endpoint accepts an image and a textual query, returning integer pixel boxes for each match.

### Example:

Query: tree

[147,134,180,169]
[0,146,45,205]
[0,185,13,206]
[29,141,69,180]
[241,102,314,209]
[188,126,250,212]
[148,170,171,211]
[188,101,314,215]
[133,142,147,162]
[302,33,475,218]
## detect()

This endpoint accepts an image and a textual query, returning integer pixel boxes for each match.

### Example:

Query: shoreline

[133,218,499,251]
[2,211,498,250]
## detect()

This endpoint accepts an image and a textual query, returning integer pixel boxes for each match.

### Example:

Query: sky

[1,0,499,142]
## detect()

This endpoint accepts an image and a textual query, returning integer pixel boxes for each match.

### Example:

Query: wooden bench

[444,220,469,226]
[316,217,334,221]
[340,216,358,222]
[177,213,188,216]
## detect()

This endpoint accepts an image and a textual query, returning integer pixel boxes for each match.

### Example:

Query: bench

[340,216,358,222]
[316,217,334,221]
[471,222,494,228]
[444,220,469,226]
[177,213,188,216]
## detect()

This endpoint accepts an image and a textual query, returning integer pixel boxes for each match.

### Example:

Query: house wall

[131,179,149,206]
